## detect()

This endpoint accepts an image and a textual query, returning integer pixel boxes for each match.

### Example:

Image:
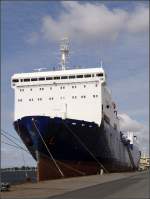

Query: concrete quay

[1,171,149,199]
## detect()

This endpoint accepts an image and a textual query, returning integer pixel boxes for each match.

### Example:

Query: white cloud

[118,113,149,155]
[41,2,149,42]
[118,113,143,132]
[127,5,149,33]
[26,32,39,44]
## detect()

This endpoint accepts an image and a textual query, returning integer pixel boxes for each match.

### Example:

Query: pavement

[49,171,150,199]
[1,171,149,199]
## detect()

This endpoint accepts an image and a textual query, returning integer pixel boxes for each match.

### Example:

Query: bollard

[100,169,104,175]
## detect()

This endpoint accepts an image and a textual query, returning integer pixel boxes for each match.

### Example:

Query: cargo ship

[11,38,141,181]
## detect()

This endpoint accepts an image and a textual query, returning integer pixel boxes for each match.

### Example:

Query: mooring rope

[1,141,29,154]
[57,160,86,176]
[1,132,28,153]
[1,129,21,142]
[62,121,109,173]
[32,118,65,178]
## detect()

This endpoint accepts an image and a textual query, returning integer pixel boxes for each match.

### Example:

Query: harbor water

[1,170,37,184]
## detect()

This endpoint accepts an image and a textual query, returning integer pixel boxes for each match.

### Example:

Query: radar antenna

[100,60,103,68]
[60,37,69,70]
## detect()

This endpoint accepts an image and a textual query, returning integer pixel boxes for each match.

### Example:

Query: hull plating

[14,116,141,176]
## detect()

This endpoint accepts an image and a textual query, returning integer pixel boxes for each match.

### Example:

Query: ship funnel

[60,37,69,70]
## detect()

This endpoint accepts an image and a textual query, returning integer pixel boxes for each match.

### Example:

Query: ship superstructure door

[50,103,67,119]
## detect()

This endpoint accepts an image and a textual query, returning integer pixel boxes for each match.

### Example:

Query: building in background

[139,156,150,170]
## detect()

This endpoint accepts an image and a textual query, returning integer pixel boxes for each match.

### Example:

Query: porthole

[54,76,60,80]
[18,99,22,102]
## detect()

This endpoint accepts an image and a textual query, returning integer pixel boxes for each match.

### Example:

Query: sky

[1,1,149,168]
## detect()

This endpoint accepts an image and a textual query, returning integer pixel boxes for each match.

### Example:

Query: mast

[60,37,69,70]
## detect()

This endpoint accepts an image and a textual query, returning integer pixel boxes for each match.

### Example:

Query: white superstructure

[11,39,120,129]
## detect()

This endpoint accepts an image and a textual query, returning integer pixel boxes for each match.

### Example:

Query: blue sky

[1,1,149,167]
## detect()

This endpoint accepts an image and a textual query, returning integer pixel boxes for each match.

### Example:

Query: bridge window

[61,76,68,79]
[24,78,30,82]
[77,75,83,78]
[31,78,37,81]
[96,73,103,77]
[54,76,60,80]
[46,77,53,80]
[12,79,19,82]
[84,74,91,78]
[39,77,45,81]
[69,75,75,79]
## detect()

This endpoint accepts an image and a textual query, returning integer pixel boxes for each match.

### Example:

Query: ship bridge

[11,67,106,87]
[12,67,105,125]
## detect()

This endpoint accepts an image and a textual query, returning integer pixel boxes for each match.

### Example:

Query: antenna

[100,60,103,68]
[60,37,69,70]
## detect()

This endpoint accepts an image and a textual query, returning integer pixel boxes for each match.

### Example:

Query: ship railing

[32,65,96,72]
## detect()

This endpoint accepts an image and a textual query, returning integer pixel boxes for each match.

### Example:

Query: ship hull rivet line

[31,118,65,178]
[62,121,109,174]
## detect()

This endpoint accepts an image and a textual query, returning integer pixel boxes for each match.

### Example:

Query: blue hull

[13,116,140,173]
